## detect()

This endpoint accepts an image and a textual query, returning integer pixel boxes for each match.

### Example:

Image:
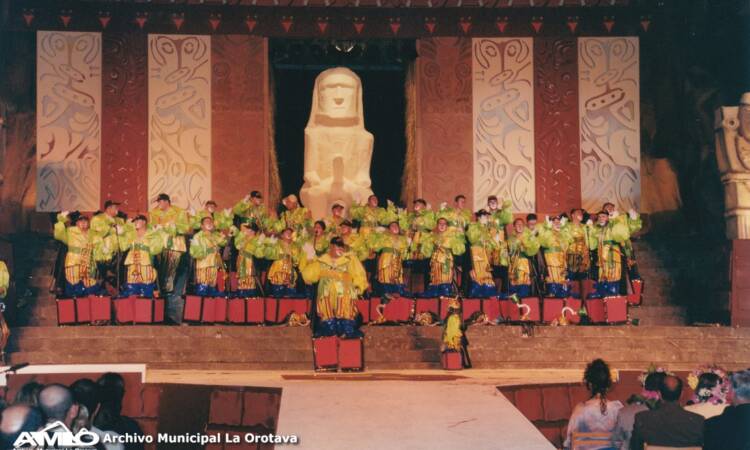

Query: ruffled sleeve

[449,233,466,256]
[522,232,541,256]
[146,229,165,255]
[419,232,435,259]
[348,255,368,294]
[53,217,69,244]
[118,223,136,252]
[301,258,321,284]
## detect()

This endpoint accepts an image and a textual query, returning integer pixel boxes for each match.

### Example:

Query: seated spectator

[685,365,730,419]
[71,378,124,450]
[38,384,80,428]
[630,375,704,450]
[612,368,668,449]
[704,369,750,450]
[94,373,144,450]
[564,359,623,450]
[13,382,43,407]
[0,404,44,449]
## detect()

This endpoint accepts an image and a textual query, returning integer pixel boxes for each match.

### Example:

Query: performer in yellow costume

[539,215,573,298]
[189,200,235,233]
[149,193,190,294]
[302,237,368,338]
[402,199,436,261]
[444,195,473,231]
[233,190,273,232]
[349,195,387,236]
[485,196,512,268]
[338,221,370,262]
[420,218,466,297]
[466,210,499,297]
[118,215,164,298]
[368,221,409,296]
[588,210,631,298]
[324,203,347,235]
[264,228,305,297]
[565,208,591,281]
[90,200,125,256]
[507,218,541,298]
[54,212,111,297]
[234,223,264,298]
[189,216,228,296]
[277,194,312,236]
[603,202,643,282]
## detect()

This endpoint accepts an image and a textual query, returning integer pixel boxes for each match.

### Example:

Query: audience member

[38,384,79,428]
[564,359,623,449]
[612,369,667,449]
[13,382,43,407]
[704,369,750,450]
[630,375,704,450]
[71,378,124,450]
[94,373,144,450]
[0,404,44,450]
[685,366,730,419]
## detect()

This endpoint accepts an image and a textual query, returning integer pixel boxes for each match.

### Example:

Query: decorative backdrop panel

[417,37,473,208]
[472,38,536,212]
[211,35,267,209]
[533,38,581,214]
[578,37,640,212]
[36,31,102,212]
[102,32,148,213]
[148,34,211,210]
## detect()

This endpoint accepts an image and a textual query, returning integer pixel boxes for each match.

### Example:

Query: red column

[533,37,582,216]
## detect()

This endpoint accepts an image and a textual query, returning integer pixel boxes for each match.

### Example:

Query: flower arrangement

[637,364,673,388]
[687,365,731,405]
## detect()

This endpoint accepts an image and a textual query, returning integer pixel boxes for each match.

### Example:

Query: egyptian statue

[300,67,375,219]
[715,92,750,239]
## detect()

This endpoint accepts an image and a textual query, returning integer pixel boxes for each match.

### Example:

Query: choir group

[48,189,643,335]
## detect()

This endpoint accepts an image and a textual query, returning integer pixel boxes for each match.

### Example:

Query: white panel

[148,34,211,209]
[36,31,102,212]
[578,37,641,212]
[472,38,535,212]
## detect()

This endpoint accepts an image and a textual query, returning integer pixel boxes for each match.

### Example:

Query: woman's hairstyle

[14,382,43,406]
[584,359,613,414]
[314,220,326,230]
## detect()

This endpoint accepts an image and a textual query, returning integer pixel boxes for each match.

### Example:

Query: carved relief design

[715,94,750,239]
[533,38,581,214]
[36,31,102,211]
[418,37,472,115]
[578,37,640,212]
[472,37,536,212]
[102,32,148,212]
[148,34,211,209]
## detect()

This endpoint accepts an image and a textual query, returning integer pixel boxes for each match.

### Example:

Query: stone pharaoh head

[307,67,364,128]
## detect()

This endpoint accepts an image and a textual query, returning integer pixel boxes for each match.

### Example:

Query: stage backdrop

[468,36,640,213]
[36,33,638,214]
[36,32,272,213]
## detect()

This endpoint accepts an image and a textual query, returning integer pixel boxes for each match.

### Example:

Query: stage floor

[147,368,575,450]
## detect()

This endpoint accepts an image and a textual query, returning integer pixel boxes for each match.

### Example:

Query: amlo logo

[13,421,100,448]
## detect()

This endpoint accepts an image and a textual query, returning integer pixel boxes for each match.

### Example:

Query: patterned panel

[533,38,581,214]
[417,37,474,208]
[472,38,536,212]
[578,37,640,212]
[148,34,211,210]
[36,31,102,212]
[211,35,267,209]
[102,32,148,213]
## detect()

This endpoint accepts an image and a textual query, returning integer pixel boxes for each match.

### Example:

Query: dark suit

[630,402,704,450]
[704,403,750,450]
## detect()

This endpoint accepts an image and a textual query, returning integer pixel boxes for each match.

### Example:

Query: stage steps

[6,325,750,371]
